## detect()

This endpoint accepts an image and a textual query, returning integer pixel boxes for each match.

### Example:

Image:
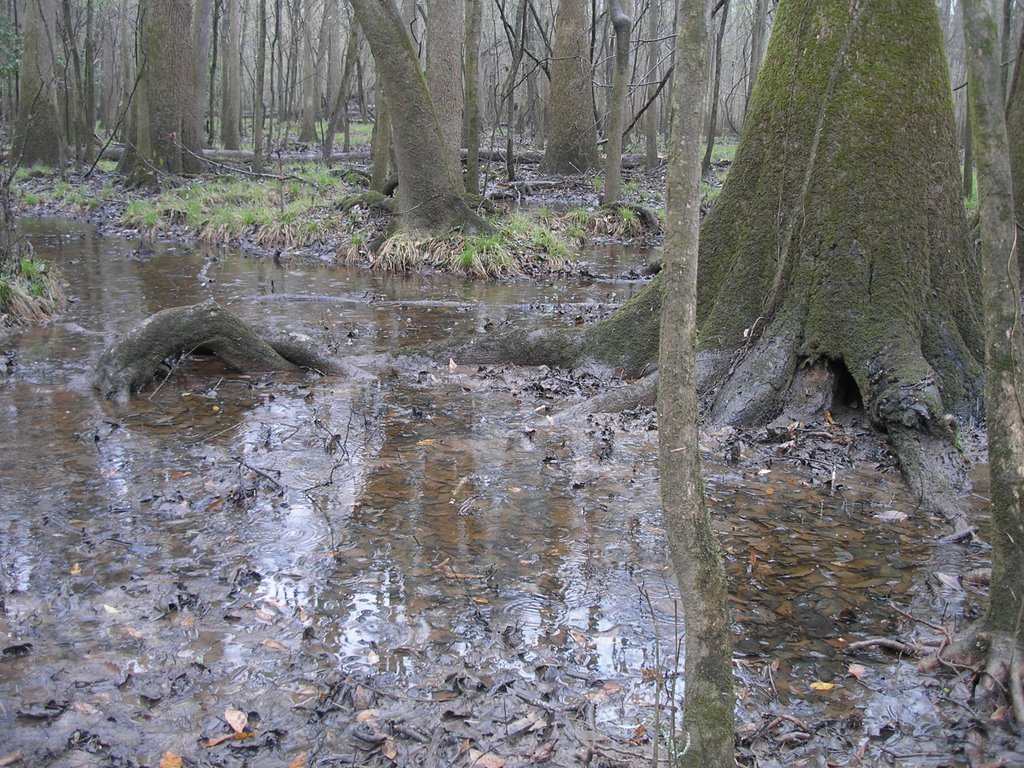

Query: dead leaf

[355,709,380,722]
[158,752,183,768]
[847,663,868,681]
[809,681,837,691]
[568,629,592,648]
[467,749,505,768]
[587,681,624,701]
[254,609,275,621]
[367,650,380,664]
[262,638,289,652]
[416,438,436,446]
[287,751,308,768]
[763,487,775,495]
[629,725,648,744]
[224,708,248,733]
[757,468,772,476]
[449,357,458,371]
[70,563,81,576]
[179,615,196,628]
[204,731,256,747]
[873,509,908,522]
[934,572,963,590]
[0,753,22,768]
[102,604,120,614]
[381,738,398,761]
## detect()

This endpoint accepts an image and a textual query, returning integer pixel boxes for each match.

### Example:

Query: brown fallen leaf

[847,663,868,681]
[809,681,837,691]
[262,638,289,652]
[224,708,248,733]
[158,752,183,768]
[0,753,23,768]
[355,708,380,722]
[287,751,308,768]
[468,749,505,768]
[204,731,256,747]
[381,738,398,761]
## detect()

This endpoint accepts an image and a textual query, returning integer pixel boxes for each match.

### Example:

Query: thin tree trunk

[83,0,95,162]
[208,0,219,145]
[502,0,528,182]
[602,0,631,204]
[658,0,735,763]
[298,0,318,141]
[370,76,390,192]
[644,0,660,167]
[322,22,357,162]
[701,0,727,176]
[221,0,241,149]
[464,0,483,195]
[963,0,1024,658]
[964,86,975,198]
[61,0,85,165]
[193,0,213,144]
[254,0,267,168]
[746,0,766,116]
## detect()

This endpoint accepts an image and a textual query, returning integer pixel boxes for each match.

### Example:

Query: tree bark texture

[963,0,1024,647]
[746,0,767,117]
[426,0,465,192]
[298,0,319,142]
[95,300,344,402]
[658,0,735,763]
[643,0,660,167]
[464,0,483,194]
[192,0,213,145]
[14,0,64,166]
[541,0,600,173]
[1007,21,1024,282]
[602,0,631,204]
[700,0,727,176]
[254,0,268,168]
[349,0,484,233]
[221,0,242,149]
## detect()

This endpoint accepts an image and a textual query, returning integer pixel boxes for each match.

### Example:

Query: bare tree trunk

[370,76,390,192]
[15,0,64,165]
[602,0,631,204]
[502,0,527,181]
[701,0,727,176]
[658,0,735,763]
[464,0,483,194]
[221,0,241,149]
[254,0,267,168]
[746,0,766,116]
[964,86,974,198]
[426,0,465,191]
[208,0,219,145]
[322,21,357,162]
[298,0,318,142]
[962,0,1024,713]
[83,0,96,162]
[193,0,213,145]
[643,0,660,167]
[541,0,599,173]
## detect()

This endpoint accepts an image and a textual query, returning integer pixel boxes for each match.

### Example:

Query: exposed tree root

[95,299,346,402]
[927,629,1024,733]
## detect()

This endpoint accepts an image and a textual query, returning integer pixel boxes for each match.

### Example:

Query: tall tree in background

[426,0,465,192]
[464,0,483,194]
[192,0,213,145]
[14,0,64,165]
[220,0,241,149]
[121,0,205,181]
[601,0,631,204]
[643,0,660,168]
[960,0,1024,725]
[349,0,484,233]
[658,0,735,762]
[746,0,767,116]
[298,0,318,142]
[541,0,599,173]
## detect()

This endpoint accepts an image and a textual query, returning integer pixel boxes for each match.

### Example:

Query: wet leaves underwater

[0,220,997,767]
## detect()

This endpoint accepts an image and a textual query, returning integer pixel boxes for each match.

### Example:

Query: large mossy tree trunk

[541,0,600,174]
[961,0,1024,723]
[349,0,485,234]
[13,0,64,166]
[1007,22,1024,282]
[658,0,735,764]
[452,0,984,527]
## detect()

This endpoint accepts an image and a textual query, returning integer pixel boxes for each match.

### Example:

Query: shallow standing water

[0,219,989,767]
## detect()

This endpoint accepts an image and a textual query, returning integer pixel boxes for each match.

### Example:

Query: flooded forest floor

[0,160,1016,768]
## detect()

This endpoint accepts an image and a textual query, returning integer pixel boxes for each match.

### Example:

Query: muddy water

[1,219,987,767]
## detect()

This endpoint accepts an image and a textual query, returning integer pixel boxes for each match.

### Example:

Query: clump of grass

[367,213,574,277]
[0,247,66,325]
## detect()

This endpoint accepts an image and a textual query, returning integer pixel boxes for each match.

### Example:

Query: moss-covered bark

[1007,23,1024,283]
[95,300,344,402]
[350,0,485,234]
[696,0,982,435]
[964,0,1024,645]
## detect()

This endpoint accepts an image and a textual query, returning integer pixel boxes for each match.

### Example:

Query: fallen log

[95,299,345,402]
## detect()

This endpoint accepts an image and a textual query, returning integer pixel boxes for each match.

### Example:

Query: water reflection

[0,219,987,765]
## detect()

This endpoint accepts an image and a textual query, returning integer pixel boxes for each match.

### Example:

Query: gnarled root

[924,629,1024,734]
[95,299,345,402]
